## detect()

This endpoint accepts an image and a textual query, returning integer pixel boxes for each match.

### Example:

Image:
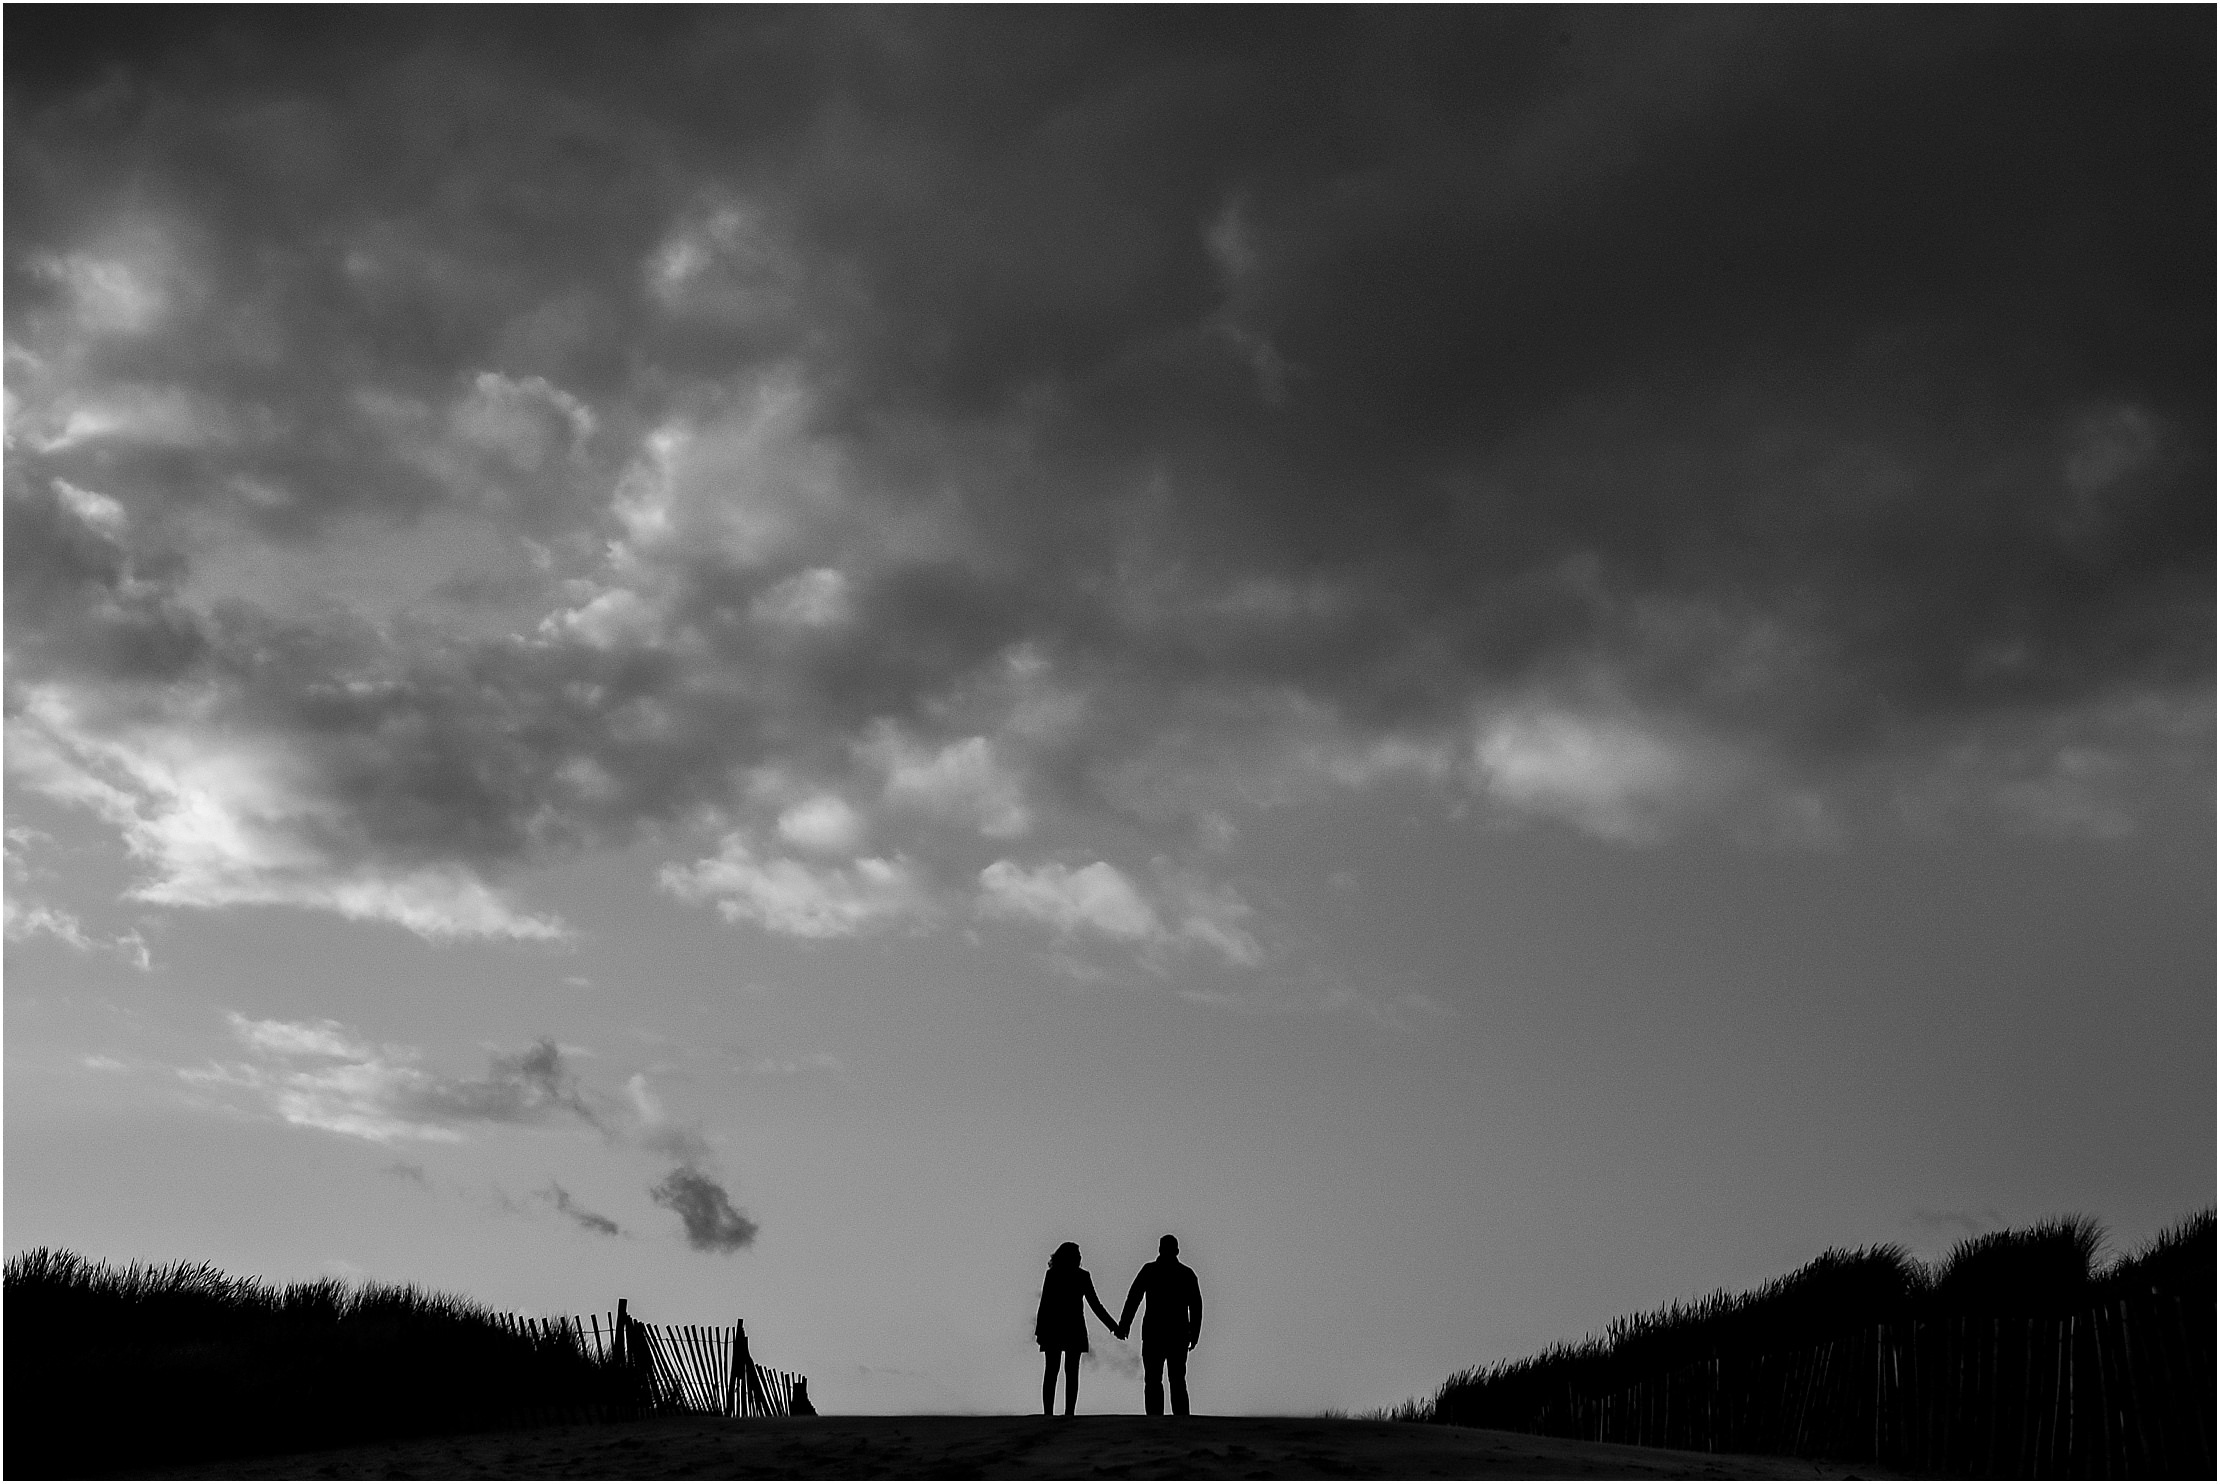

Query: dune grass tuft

[1416,1208,2213,1452]
[4,1248,654,1476]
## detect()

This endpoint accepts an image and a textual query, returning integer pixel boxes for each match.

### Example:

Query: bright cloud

[646,199,799,328]
[7,685,567,943]
[978,859,1161,940]
[52,478,128,536]
[540,585,661,651]
[1471,707,1731,843]
[659,834,932,938]
[188,1017,467,1144]
[31,241,173,335]
[870,730,1032,839]
[609,379,844,570]
[37,385,249,454]
[452,371,595,469]
[752,566,852,628]
[231,1016,373,1061]
[194,1016,610,1143]
[776,794,864,853]
[1163,875,1265,968]
[1,897,152,970]
[975,857,1264,966]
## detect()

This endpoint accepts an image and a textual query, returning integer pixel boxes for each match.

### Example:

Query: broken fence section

[490,1305,812,1420]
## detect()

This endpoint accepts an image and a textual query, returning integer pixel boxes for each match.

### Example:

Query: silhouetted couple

[1034,1234,1203,1416]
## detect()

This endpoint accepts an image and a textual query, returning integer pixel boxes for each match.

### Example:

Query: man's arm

[1187,1271,1203,1349]
[1119,1268,1146,1334]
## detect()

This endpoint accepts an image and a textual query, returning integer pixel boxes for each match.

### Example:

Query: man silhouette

[1116,1234,1203,1416]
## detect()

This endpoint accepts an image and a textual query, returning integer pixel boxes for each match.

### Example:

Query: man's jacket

[1121,1257,1202,1353]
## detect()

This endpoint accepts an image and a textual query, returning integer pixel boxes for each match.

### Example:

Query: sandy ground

[173,1414,1896,1479]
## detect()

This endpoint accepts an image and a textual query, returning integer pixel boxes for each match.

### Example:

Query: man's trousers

[1143,1347,1188,1416]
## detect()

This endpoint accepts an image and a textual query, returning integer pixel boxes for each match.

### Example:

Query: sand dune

[177,1414,1894,1479]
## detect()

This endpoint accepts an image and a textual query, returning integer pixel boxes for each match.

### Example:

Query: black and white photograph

[4,7,2211,1478]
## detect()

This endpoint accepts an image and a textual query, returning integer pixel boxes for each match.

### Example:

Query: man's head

[1160,1234,1179,1258]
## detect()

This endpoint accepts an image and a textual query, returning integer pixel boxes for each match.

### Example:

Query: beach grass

[1411,1208,2213,1475]
[3,1248,650,1476]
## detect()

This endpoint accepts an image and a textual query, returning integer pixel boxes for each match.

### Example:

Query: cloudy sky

[6,9,2211,1414]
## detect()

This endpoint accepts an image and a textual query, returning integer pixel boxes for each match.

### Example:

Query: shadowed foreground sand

[177,1414,1895,1479]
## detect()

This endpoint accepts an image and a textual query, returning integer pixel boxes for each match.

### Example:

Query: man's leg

[1143,1351,1165,1415]
[1167,1347,1189,1416]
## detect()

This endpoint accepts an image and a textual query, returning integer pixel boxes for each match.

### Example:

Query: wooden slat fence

[1465,1292,2209,1478]
[489,1308,809,1420]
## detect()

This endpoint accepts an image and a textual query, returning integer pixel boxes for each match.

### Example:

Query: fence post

[736,1318,772,1415]
[616,1298,630,1370]
[2045,1316,2066,1473]
[2120,1298,2155,1473]
[2064,1314,2077,1476]
[2096,1307,2115,1478]
[1873,1323,1884,1466]
[1992,1316,2007,1480]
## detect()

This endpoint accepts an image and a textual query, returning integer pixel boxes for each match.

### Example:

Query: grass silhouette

[2103,1208,2216,1300]
[1420,1208,2213,1473]
[4,1248,654,1476]
[1929,1214,2108,1316]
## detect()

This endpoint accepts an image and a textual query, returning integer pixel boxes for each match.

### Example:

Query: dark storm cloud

[648,1165,759,1254]
[6,11,2209,938]
[767,8,2213,751]
[3,472,203,682]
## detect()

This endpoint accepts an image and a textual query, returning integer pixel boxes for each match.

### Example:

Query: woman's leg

[1063,1350,1082,1414]
[1042,1351,1059,1415]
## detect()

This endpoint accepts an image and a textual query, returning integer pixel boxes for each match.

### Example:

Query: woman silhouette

[1034,1241,1119,1415]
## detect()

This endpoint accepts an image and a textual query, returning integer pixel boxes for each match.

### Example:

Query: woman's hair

[1049,1242,1081,1270]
